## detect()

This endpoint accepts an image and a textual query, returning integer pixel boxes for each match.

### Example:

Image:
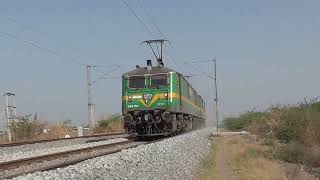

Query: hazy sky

[0,0,319,126]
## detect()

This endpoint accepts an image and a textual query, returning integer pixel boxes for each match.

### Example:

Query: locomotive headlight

[128,96,132,102]
[164,93,168,99]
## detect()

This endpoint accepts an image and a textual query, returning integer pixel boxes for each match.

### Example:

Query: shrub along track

[0,138,163,179]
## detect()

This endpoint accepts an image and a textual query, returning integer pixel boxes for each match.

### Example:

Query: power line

[184,61,214,79]
[136,0,166,39]
[134,0,186,73]
[135,0,175,50]
[97,76,122,80]
[0,31,121,70]
[93,65,121,83]
[119,0,186,73]
[190,60,215,63]
[167,53,184,73]
[0,31,121,130]
[2,16,125,132]
[91,65,119,68]
[4,16,121,69]
[119,0,156,38]
[6,16,42,34]
[0,31,85,66]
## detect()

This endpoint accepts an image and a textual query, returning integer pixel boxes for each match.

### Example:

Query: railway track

[0,132,126,148]
[0,138,162,179]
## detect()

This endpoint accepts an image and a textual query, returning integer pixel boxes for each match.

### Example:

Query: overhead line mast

[4,93,18,143]
[213,59,219,132]
[186,59,219,132]
[86,64,121,134]
[86,65,94,133]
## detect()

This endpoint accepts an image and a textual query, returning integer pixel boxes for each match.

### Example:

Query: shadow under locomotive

[124,109,205,137]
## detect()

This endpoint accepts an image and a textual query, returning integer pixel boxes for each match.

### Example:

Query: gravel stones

[14,129,211,180]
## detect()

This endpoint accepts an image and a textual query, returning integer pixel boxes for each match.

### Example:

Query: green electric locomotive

[122,40,206,136]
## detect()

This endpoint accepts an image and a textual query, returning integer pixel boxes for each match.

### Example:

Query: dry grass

[47,121,73,139]
[199,134,314,180]
[0,135,8,144]
[230,136,285,180]
[94,115,124,134]
[0,120,75,144]
[224,100,320,166]
[198,138,220,180]
[94,121,124,134]
[0,120,124,144]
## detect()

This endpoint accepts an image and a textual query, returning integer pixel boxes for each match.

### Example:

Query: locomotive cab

[126,74,169,107]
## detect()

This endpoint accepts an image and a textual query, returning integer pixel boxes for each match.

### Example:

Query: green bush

[98,115,123,128]
[223,117,244,131]
[223,98,320,165]
[274,107,307,143]
[279,141,305,164]
[10,115,44,141]
[223,110,266,131]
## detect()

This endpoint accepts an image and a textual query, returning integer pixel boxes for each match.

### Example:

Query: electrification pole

[213,59,219,132]
[186,59,219,132]
[85,64,121,135]
[0,110,5,142]
[86,65,95,134]
[4,93,17,142]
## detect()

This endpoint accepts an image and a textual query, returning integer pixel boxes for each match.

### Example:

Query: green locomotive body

[122,61,206,136]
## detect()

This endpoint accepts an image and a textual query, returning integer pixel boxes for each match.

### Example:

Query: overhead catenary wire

[0,31,85,66]
[134,0,188,73]
[119,0,187,74]
[136,1,186,73]
[93,65,121,83]
[3,16,121,70]
[136,0,175,51]
[119,0,156,38]
[0,30,121,79]
[121,1,219,127]
[0,29,120,131]
[184,61,214,79]
[136,0,167,39]
[167,53,185,74]
[6,16,43,34]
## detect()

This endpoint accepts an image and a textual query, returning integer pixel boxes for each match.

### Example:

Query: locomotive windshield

[150,74,168,88]
[128,76,145,88]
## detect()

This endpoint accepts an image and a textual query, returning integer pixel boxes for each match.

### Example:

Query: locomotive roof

[123,66,176,76]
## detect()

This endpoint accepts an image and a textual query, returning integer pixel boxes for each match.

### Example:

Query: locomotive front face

[122,72,176,136]
[123,73,172,111]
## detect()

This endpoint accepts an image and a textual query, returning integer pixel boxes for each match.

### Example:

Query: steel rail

[0,138,163,179]
[0,132,126,148]
[0,140,133,179]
